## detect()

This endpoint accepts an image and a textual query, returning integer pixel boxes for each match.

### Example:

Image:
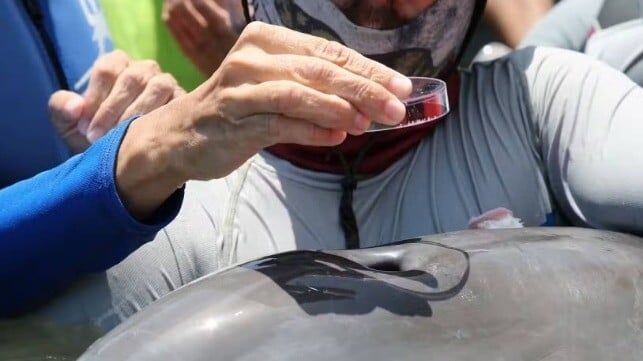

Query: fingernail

[77,119,90,136]
[384,98,407,124]
[64,96,85,120]
[389,76,413,98]
[86,127,104,143]
[354,113,370,130]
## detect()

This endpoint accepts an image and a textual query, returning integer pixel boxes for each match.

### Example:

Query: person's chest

[219,146,462,266]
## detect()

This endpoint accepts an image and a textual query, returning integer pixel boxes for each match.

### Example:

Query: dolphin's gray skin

[79,228,643,361]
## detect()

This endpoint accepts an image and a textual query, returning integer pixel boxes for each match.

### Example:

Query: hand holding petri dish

[367,77,450,132]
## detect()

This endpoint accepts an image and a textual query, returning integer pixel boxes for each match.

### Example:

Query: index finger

[82,50,131,121]
[239,22,413,98]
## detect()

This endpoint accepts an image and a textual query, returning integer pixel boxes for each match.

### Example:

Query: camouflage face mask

[244,0,478,76]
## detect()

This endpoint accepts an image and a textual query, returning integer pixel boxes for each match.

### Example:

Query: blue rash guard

[0,0,184,316]
[0,0,113,188]
[0,118,184,317]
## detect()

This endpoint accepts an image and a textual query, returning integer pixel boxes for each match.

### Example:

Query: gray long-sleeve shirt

[521,0,643,85]
[35,46,643,333]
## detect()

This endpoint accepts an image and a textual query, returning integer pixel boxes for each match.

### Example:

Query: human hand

[49,50,185,153]
[162,0,242,76]
[115,22,413,218]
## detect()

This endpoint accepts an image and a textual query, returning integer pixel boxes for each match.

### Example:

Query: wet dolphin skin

[80,228,643,361]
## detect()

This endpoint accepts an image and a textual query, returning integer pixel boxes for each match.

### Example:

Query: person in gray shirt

[32,0,643,333]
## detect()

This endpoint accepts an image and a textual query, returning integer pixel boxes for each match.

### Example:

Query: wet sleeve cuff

[97,116,185,235]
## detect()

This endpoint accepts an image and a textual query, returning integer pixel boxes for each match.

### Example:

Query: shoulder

[465,46,620,87]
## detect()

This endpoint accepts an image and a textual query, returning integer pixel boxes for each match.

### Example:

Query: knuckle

[137,59,162,74]
[173,87,187,98]
[305,60,334,84]
[327,95,351,119]
[358,62,379,82]
[215,87,240,115]
[221,52,253,74]
[101,49,130,66]
[251,113,282,144]
[303,123,318,143]
[274,84,301,112]
[91,51,130,82]
[148,73,177,94]
[94,106,118,126]
[120,69,146,89]
[244,21,266,36]
[240,21,273,44]
[155,73,178,88]
[91,61,119,83]
[236,29,250,44]
[316,40,352,66]
[353,80,375,100]
[265,114,281,141]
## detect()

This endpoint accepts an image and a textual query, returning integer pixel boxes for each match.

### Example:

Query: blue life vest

[0,0,113,188]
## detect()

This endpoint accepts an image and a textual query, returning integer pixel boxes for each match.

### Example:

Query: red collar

[266,72,460,175]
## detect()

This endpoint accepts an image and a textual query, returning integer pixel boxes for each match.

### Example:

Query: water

[0,318,102,361]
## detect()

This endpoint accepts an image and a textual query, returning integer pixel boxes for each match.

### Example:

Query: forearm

[485,0,553,47]
[520,0,604,49]
[0,117,183,316]
[523,47,643,231]
[115,104,189,220]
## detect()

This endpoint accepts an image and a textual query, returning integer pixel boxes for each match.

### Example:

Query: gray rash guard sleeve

[520,0,605,49]
[521,0,643,50]
[518,47,643,232]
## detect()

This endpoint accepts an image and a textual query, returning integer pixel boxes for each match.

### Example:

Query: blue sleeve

[0,117,184,317]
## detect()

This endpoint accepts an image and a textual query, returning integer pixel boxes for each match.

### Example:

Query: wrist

[115,107,189,221]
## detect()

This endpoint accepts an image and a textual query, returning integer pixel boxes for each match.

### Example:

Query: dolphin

[79,227,643,360]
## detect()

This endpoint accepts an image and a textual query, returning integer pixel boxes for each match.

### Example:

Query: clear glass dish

[367,77,450,132]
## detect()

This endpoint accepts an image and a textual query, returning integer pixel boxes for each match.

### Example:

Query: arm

[514,47,643,233]
[115,22,414,217]
[0,118,183,317]
[1,49,186,316]
[484,0,553,48]
[1,22,412,316]
[519,0,605,49]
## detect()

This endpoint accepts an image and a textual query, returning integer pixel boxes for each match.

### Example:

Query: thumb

[49,90,85,129]
[48,90,90,153]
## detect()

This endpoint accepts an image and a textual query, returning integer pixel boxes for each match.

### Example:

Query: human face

[330,0,439,29]
[248,0,479,76]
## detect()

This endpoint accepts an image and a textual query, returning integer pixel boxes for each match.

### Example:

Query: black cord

[241,0,252,24]
[332,136,377,249]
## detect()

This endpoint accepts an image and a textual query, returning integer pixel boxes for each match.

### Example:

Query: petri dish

[366,77,450,132]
